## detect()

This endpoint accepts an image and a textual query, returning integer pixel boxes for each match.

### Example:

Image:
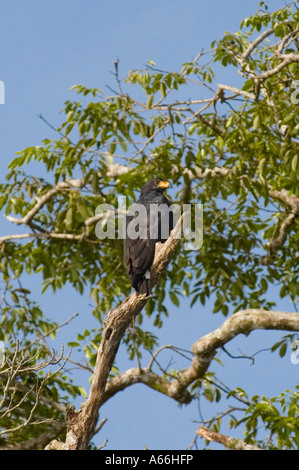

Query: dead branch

[0,344,70,445]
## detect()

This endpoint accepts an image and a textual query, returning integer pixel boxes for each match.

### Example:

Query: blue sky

[0,0,297,450]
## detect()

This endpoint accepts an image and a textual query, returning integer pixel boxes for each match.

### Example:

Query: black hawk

[124,178,173,295]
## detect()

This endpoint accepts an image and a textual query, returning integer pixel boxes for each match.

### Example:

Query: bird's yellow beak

[157,180,171,188]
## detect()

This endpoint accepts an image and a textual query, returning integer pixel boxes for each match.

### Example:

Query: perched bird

[124,178,173,295]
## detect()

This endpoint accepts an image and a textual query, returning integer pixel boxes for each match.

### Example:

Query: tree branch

[55,308,299,450]
[103,367,192,405]
[49,212,188,450]
[104,310,299,407]
[196,425,263,450]
[129,309,291,404]
[217,83,256,101]
[253,52,299,80]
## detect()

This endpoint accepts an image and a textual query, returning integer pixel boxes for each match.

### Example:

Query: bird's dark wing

[124,209,156,294]
[157,196,173,243]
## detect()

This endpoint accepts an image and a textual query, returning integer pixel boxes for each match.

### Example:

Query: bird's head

[140,178,171,195]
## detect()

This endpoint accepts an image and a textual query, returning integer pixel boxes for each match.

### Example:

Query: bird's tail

[134,278,151,296]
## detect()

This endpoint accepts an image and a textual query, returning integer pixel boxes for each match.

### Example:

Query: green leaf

[78,386,88,398]
[253,114,261,130]
[279,342,287,358]
[147,94,154,108]
[160,82,166,98]
[10,291,19,304]
[77,199,90,220]
[65,207,74,231]
[109,141,117,154]
[283,113,294,124]
[169,291,180,307]
[91,172,99,193]
[291,154,298,172]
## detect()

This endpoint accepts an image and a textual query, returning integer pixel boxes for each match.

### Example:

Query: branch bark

[103,310,299,406]
[158,309,299,403]
[196,425,263,450]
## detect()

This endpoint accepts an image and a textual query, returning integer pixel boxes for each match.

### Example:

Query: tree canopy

[0,1,298,450]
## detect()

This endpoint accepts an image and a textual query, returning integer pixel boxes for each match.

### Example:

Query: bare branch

[196,425,263,450]
[242,26,278,60]
[217,83,256,101]
[253,52,299,80]
[147,344,174,371]
[268,189,299,209]
[103,367,192,406]
[163,309,299,403]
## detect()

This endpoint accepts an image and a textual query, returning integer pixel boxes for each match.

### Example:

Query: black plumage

[124,178,173,295]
